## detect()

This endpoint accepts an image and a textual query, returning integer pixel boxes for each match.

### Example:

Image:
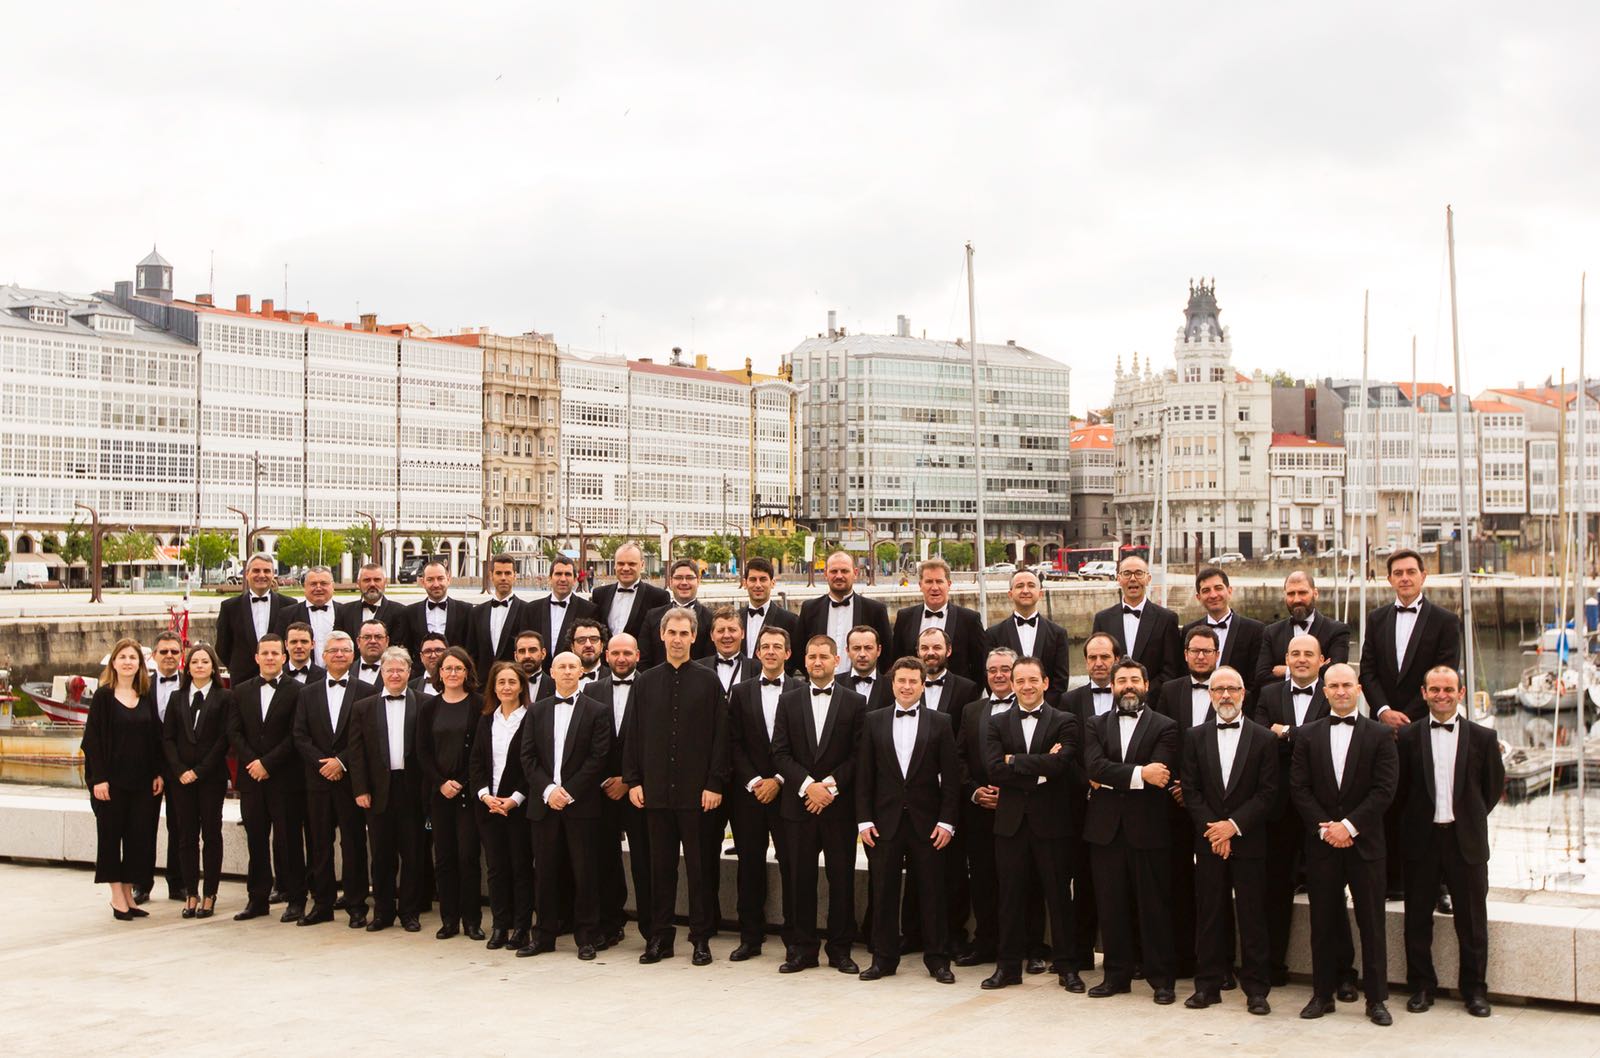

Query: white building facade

[1267,434,1345,554]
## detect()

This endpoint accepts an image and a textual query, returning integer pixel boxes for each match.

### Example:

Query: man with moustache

[1255,570,1350,687]
[513,631,554,704]
[955,647,1020,967]
[740,556,801,674]
[639,559,715,668]
[470,555,529,679]
[216,554,293,684]
[337,561,409,650]
[409,634,448,698]
[270,566,342,666]
[569,618,611,689]
[586,633,652,946]
[798,551,892,675]
[349,647,426,932]
[891,557,985,684]
[985,569,1071,701]
[1091,554,1183,686]
[227,634,306,923]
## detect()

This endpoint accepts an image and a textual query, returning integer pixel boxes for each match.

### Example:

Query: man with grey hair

[349,646,426,932]
[271,565,343,666]
[217,553,292,683]
[892,557,985,684]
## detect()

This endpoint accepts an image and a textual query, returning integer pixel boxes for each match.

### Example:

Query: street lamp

[722,518,748,577]
[354,510,380,572]
[645,517,670,584]
[73,502,104,605]
[567,518,588,590]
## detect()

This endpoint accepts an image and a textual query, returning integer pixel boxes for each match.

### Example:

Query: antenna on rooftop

[208,250,214,301]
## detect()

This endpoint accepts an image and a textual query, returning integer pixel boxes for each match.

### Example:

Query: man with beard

[1255,570,1349,687]
[338,562,409,650]
[409,634,448,698]
[513,631,554,704]
[569,618,611,689]
[798,551,892,675]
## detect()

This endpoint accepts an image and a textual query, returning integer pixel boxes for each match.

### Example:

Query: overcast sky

[5,2,1595,413]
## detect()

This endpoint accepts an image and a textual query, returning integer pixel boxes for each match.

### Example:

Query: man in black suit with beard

[402,559,473,668]
[525,555,599,667]
[985,569,1070,702]
[639,559,715,669]
[227,633,306,922]
[512,631,555,705]
[584,632,651,946]
[1059,632,1120,963]
[470,555,529,680]
[1091,554,1183,687]
[891,557,985,684]
[1399,666,1505,1019]
[349,647,426,933]
[798,550,893,676]
[216,554,294,684]
[1290,662,1399,1027]
[739,557,802,675]
[955,647,1020,967]
[1182,566,1265,702]
[336,562,410,651]
[1179,665,1277,1014]
[592,541,671,644]
[1255,570,1350,688]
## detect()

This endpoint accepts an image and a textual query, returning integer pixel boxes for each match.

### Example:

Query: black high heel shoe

[196,897,216,919]
[183,898,198,920]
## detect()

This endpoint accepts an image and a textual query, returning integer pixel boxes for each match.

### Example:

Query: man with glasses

[352,620,390,690]
[640,559,715,669]
[1091,554,1182,687]
[568,618,611,687]
[135,632,188,905]
[409,633,449,697]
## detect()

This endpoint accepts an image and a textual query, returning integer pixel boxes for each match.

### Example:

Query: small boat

[21,677,95,725]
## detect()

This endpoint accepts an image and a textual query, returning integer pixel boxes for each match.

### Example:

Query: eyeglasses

[1118,571,1149,580]
[572,635,603,644]
[1211,686,1243,695]
[1185,647,1218,656]
[155,648,182,656]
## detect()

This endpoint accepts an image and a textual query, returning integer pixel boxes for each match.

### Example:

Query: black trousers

[703,801,728,931]
[728,788,788,945]
[238,774,305,905]
[431,790,481,928]
[169,778,227,898]
[786,808,857,960]
[1167,807,1198,975]
[598,794,652,939]
[308,780,369,912]
[1069,832,1098,962]
[866,812,950,972]
[897,827,971,953]
[646,807,720,946]
[1195,850,1270,996]
[997,829,1081,972]
[1305,840,1388,1003]
[367,774,423,922]
[1404,826,1490,997]
[961,800,1000,958]
[534,810,599,945]
[142,782,180,895]
[478,802,533,931]
[92,786,159,885]
[1091,836,1175,989]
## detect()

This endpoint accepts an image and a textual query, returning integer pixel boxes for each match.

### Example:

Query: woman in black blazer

[418,646,484,941]
[83,638,163,920]
[470,661,533,951]
[162,642,232,918]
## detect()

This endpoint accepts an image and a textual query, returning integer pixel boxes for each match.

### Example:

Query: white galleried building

[1267,434,1345,555]
[785,313,1072,563]
[1111,281,1272,560]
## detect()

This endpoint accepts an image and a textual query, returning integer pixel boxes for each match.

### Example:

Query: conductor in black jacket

[1182,566,1265,701]
[228,634,306,922]
[1398,666,1505,1018]
[1290,662,1399,1026]
[162,643,233,918]
[591,541,671,641]
[984,569,1071,702]
[1179,665,1278,1014]
[638,559,715,669]
[798,550,893,675]
[1255,570,1350,688]
[349,648,426,932]
[891,556,985,684]
[856,657,962,984]
[1083,657,1181,1004]
[624,608,730,966]
[1091,553,1183,687]
[216,555,294,684]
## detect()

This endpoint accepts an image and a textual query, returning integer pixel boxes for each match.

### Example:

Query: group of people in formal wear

[80,542,1503,1023]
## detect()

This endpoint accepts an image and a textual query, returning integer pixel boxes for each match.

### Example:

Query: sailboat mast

[1578,272,1588,864]
[966,242,989,615]
[1446,206,1476,718]
[1357,291,1371,652]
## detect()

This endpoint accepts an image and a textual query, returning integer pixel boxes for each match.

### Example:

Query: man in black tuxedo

[402,558,473,668]
[282,623,325,686]
[915,628,981,729]
[526,555,598,667]
[1182,566,1265,702]
[349,648,426,932]
[982,657,1085,992]
[1255,570,1350,688]
[698,606,760,697]
[336,562,410,650]
[954,647,1020,967]
[227,634,306,922]
[798,550,892,675]
[740,556,802,674]
[138,632,186,905]
[843,626,893,710]
[1091,554,1183,686]
[1399,666,1505,1018]
[909,626,980,955]
[409,633,448,697]
[1290,662,1399,1026]
[1179,665,1278,1014]
[624,608,730,966]
[891,557,985,684]
[639,559,714,668]
[985,569,1070,702]
[569,618,611,691]
[1083,658,1181,1004]
[1060,633,1120,961]
[592,541,671,642]
[770,634,868,974]
[855,657,961,984]
[518,652,611,959]
[216,554,294,684]
[291,631,373,928]
[513,631,555,705]
[585,633,651,945]
[270,566,342,666]
[470,555,529,679]
[725,626,797,961]
[351,620,390,692]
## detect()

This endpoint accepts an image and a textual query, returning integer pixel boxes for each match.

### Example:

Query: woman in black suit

[162,642,232,919]
[470,661,533,951]
[83,637,163,920]
[418,646,484,941]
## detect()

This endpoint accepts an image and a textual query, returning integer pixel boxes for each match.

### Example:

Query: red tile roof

[1070,423,1113,450]
[1398,381,1454,400]
[1470,399,1522,414]
[1270,432,1341,448]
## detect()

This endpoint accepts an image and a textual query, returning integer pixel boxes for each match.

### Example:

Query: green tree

[275,526,347,570]
[875,541,900,566]
[417,529,439,557]
[344,523,376,565]
[703,538,732,567]
[640,537,661,557]
[749,535,788,562]
[490,536,508,555]
[782,532,812,564]
[939,540,974,569]
[181,530,235,574]
[674,538,706,562]
[59,522,91,570]
[0,533,8,567]
[985,539,1011,565]
[38,532,59,553]
[596,535,628,560]
[102,531,158,580]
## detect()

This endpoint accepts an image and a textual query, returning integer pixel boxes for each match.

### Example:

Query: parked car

[1210,552,1246,565]
[396,556,428,583]
[5,559,51,588]
[1325,547,1358,559]
[983,562,1017,576]
[1077,560,1117,580]
[1265,546,1302,561]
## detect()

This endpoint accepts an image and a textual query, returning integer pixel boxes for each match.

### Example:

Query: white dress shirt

[744,677,787,792]
[355,660,382,686]
[546,594,573,650]
[744,602,767,657]
[1119,711,1146,789]
[360,597,388,625]
[1088,682,1114,717]
[1188,678,1212,727]
[610,678,633,734]
[325,677,349,732]
[891,705,918,776]
[383,694,406,771]
[1325,712,1360,838]
[248,592,272,641]
[606,584,637,636]
[489,594,514,653]
[425,598,449,635]
[417,676,441,698]
[1393,596,1422,669]
[923,673,946,714]
[1204,610,1233,658]
[826,595,854,672]
[258,681,276,722]
[1215,719,1243,833]
[306,604,335,662]
[798,682,839,799]
[1121,602,1144,660]
[918,604,948,640]
[154,673,181,721]
[479,705,527,805]
[1431,713,1459,823]
[544,696,576,802]
[1012,612,1039,657]
[1018,706,1046,783]
[713,653,741,693]
[1289,679,1319,725]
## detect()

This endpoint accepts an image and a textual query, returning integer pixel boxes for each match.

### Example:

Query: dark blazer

[742,601,803,673]
[581,673,635,777]
[696,653,762,700]
[470,707,530,801]
[1251,679,1328,819]
[1060,684,1111,821]
[770,682,868,822]
[228,675,303,785]
[985,704,1080,839]
[1359,597,1463,721]
[347,687,424,815]
[1288,714,1399,860]
[846,671,895,712]
[727,675,793,789]
[520,693,610,820]
[1255,610,1350,688]
[921,671,980,737]
[1181,611,1265,690]
[269,599,344,643]
[292,675,371,787]
[216,590,295,683]
[1082,707,1180,850]
[416,693,478,796]
[853,705,960,843]
[402,597,474,663]
[591,580,672,641]
[892,602,986,684]
[1091,599,1184,686]
[1179,717,1278,857]
[336,596,411,650]
[161,683,232,782]
[468,595,530,679]
[1397,716,1504,865]
[525,593,599,665]
[798,592,894,674]
[81,687,161,791]
[985,613,1072,701]
[621,660,730,809]
[638,600,714,668]
[1155,672,1215,730]
[958,696,1006,796]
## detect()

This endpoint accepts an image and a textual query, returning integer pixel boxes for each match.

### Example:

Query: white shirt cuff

[936,822,955,836]
[1128,769,1144,790]
[1228,818,1242,837]
[1375,704,1390,715]
[799,777,814,798]
[745,777,761,792]
[509,791,526,807]
[858,821,874,833]
[477,786,491,801]
[542,783,557,804]
[1341,817,1358,837]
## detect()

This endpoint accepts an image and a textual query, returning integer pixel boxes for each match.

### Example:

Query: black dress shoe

[605,928,626,948]
[1153,987,1176,1005]
[436,922,460,940]
[1406,990,1433,1013]
[1336,980,1360,1003]
[1436,890,1454,916]
[1025,957,1048,975]
[1300,997,1335,1019]
[181,905,197,920]
[1059,971,1086,993]
[780,956,819,974]
[691,942,713,965]
[932,966,956,984]
[507,928,530,952]
[1220,971,1237,990]
[1367,1001,1393,1026]
[127,906,148,918]
[464,923,485,941]
[486,928,508,951]
[111,907,135,922]
[1184,991,1219,1009]
[1088,980,1131,998]
[347,911,369,930]
[297,906,333,926]
[132,888,150,905]
[402,916,421,933]
[829,956,860,975]
[518,939,556,957]
[268,889,286,905]
[858,962,896,981]
[196,900,216,920]
[729,942,761,962]
[233,905,270,921]
[954,949,993,967]
[1465,995,1492,1018]
[333,896,352,911]
[1246,995,1271,1016]
[578,944,597,961]
[280,904,305,924]
[366,918,390,933]
[639,942,673,964]
[981,969,1022,990]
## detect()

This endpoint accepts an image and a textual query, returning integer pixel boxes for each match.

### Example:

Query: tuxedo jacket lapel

[1398,601,1432,682]
[906,708,933,778]
[1223,722,1252,798]
[1203,725,1225,794]
[1130,607,1156,659]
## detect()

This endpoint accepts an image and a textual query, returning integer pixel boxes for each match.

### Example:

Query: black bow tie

[747,606,765,618]
[1431,720,1456,731]
[1208,618,1229,629]
[427,600,447,611]
[1292,623,1309,636]
[555,697,574,706]
[580,670,598,680]
[925,677,945,687]
[1291,685,1315,696]
[361,662,380,672]
[1395,604,1418,614]
[328,678,347,688]
[550,598,568,608]
[158,674,179,684]
[288,668,306,678]
[991,695,1016,706]
[760,676,784,687]
[716,656,739,666]
[924,609,944,620]
[1122,606,1142,617]
[308,604,329,613]
[1115,705,1141,718]
[829,597,852,608]
[384,694,406,702]
[811,685,833,696]
[895,708,918,719]
[250,595,269,605]
[1019,710,1040,721]
[612,678,633,687]
[1192,682,1209,691]
[490,598,511,608]
[1015,615,1037,627]
[264,678,279,688]
[615,586,635,594]
[1216,721,1240,730]
[1329,715,1356,726]
[853,674,874,685]
[1090,686,1110,695]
